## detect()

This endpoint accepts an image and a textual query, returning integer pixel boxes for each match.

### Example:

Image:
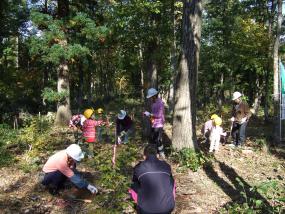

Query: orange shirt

[43,150,74,178]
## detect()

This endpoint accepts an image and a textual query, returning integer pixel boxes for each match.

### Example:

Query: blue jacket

[132,155,175,213]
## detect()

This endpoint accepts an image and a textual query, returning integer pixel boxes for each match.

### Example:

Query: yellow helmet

[214,117,222,126]
[97,108,104,114]
[84,109,94,119]
[211,114,218,120]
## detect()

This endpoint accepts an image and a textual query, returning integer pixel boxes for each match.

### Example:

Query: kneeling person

[130,145,175,214]
[42,144,97,195]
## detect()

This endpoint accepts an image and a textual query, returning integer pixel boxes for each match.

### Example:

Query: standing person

[116,110,133,144]
[42,144,98,195]
[209,117,226,153]
[144,88,166,158]
[202,114,218,143]
[129,144,175,214]
[95,108,107,143]
[231,91,251,147]
[82,108,105,156]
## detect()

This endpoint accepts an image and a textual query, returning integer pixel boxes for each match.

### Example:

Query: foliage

[41,87,69,103]
[88,142,140,212]
[0,124,20,166]
[221,179,285,213]
[171,148,211,172]
[19,116,53,153]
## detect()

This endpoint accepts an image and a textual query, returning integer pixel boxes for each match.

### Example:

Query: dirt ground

[0,122,284,214]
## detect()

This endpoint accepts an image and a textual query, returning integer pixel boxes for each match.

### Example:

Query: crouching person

[41,144,98,195]
[129,145,175,214]
[116,110,134,144]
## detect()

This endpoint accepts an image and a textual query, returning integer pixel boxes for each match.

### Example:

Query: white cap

[146,88,158,99]
[232,91,242,100]
[66,144,84,162]
[118,110,127,120]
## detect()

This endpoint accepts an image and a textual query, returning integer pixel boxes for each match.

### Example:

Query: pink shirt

[82,119,103,141]
[43,150,74,178]
[204,120,213,134]
[151,98,165,128]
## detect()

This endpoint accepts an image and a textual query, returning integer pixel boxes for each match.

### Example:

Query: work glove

[230,117,235,122]
[144,111,151,117]
[240,117,247,124]
[87,184,98,194]
[120,131,126,137]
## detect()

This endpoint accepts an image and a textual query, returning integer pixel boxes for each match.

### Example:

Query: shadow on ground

[203,159,274,213]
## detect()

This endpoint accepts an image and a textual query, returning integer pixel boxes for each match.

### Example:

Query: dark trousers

[231,122,247,146]
[42,170,67,191]
[151,127,164,153]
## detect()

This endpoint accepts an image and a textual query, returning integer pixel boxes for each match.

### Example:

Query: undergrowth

[170,148,212,172]
[88,142,140,212]
[220,179,285,214]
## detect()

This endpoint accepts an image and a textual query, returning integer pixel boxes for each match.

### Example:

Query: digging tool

[112,126,117,166]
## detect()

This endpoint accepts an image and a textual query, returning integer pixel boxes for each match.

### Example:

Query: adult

[144,88,166,158]
[231,91,251,147]
[42,144,98,195]
[129,145,175,214]
[116,110,133,144]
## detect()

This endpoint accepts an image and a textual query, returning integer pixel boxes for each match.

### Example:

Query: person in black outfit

[129,145,175,214]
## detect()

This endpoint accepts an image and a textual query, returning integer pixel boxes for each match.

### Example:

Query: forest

[0,0,284,213]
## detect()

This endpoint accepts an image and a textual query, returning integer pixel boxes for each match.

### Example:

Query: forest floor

[0,113,284,214]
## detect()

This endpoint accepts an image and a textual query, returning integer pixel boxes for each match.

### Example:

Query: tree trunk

[139,43,144,102]
[252,78,262,115]
[55,0,71,125]
[172,0,202,150]
[55,62,72,125]
[273,0,282,142]
[264,0,276,121]
[146,41,158,89]
[218,72,224,113]
[142,40,159,138]
[78,62,83,107]
[168,0,176,113]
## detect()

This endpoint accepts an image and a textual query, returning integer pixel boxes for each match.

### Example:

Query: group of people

[202,91,251,153]
[40,87,175,213]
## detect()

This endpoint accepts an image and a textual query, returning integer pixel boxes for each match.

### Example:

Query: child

[202,114,218,143]
[95,108,108,143]
[82,108,105,156]
[209,117,226,153]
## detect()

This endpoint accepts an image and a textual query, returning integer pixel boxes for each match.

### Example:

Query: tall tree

[172,0,202,150]
[54,0,71,125]
[273,0,282,141]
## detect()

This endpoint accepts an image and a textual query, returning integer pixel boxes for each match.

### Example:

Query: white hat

[118,110,127,120]
[66,144,84,162]
[146,88,158,99]
[232,91,242,100]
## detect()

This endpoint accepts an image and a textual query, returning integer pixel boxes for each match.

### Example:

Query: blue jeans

[231,122,247,146]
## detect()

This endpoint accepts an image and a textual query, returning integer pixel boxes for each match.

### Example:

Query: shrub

[171,148,211,172]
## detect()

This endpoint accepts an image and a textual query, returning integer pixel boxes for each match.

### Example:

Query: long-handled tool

[112,126,117,166]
